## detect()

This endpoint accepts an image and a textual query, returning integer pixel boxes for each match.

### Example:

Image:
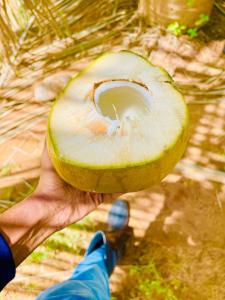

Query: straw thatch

[0,0,138,142]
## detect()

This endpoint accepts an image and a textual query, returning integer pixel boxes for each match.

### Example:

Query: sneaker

[85,199,133,276]
[106,199,133,260]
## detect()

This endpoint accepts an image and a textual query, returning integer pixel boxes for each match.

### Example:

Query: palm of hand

[36,144,120,229]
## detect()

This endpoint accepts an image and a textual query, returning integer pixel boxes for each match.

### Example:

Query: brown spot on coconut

[87,120,108,135]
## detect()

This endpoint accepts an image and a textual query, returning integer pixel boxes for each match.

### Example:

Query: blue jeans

[36,231,118,300]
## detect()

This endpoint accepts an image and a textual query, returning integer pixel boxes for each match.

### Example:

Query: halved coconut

[47,51,188,193]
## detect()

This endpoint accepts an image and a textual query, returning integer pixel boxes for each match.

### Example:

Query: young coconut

[47,51,189,193]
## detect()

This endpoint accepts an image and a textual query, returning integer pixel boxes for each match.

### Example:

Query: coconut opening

[94,80,152,122]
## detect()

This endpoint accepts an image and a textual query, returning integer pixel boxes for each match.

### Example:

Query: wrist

[33,187,80,229]
[0,192,58,266]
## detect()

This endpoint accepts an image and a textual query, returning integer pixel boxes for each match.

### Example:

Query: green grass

[28,229,85,262]
[44,228,84,254]
[167,22,186,36]
[127,260,186,300]
[44,216,97,253]
[28,249,49,263]
[27,216,96,263]
[69,216,96,232]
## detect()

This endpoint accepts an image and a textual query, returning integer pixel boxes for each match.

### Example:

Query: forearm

[0,192,58,266]
[0,144,107,269]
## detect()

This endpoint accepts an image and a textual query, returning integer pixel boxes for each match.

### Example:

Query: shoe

[106,199,133,260]
[108,199,130,231]
[85,199,133,276]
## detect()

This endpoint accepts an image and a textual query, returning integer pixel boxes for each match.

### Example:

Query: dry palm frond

[0,0,138,142]
[215,0,225,15]
[0,0,137,79]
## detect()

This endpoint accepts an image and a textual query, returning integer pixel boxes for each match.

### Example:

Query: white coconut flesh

[49,51,187,170]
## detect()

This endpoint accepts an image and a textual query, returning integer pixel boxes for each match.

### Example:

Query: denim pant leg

[36,232,117,300]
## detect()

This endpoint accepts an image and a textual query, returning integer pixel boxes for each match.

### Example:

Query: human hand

[0,143,121,266]
[35,143,121,230]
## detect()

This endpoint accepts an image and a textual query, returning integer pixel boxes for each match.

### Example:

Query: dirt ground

[1,5,225,300]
